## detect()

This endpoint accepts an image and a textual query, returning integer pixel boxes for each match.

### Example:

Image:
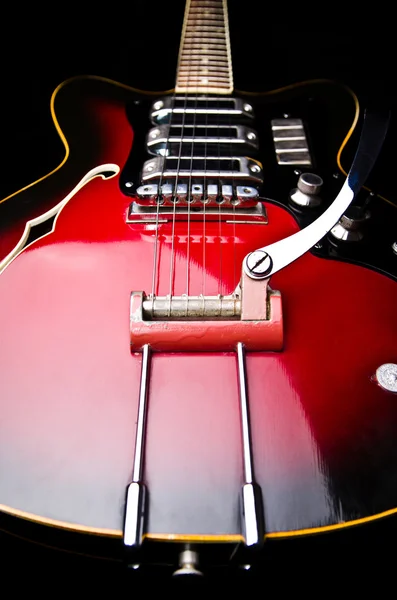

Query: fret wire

[179,68,230,73]
[177,73,231,78]
[180,60,229,64]
[186,24,226,27]
[182,46,227,50]
[181,51,228,56]
[183,39,227,44]
[185,32,226,36]
[185,27,226,31]
[187,19,225,24]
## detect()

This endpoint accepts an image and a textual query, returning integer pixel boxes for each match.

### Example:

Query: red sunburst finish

[1,78,397,556]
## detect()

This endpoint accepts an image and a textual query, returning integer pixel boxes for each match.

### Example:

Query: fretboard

[175,0,233,95]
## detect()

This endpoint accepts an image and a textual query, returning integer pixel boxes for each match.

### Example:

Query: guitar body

[1,76,397,569]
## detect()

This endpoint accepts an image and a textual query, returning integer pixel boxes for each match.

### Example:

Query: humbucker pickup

[146,124,259,155]
[150,96,255,125]
[141,156,263,183]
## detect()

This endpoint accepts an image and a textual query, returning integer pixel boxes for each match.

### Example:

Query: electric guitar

[1,0,397,577]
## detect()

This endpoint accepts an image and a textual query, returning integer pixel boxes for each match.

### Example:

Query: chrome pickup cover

[147,124,259,155]
[150,96,255,125]
[141,156,263,184]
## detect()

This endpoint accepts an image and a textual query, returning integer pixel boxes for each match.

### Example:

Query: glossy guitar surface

[1,0,397,573]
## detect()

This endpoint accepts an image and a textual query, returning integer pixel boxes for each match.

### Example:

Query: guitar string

[150,84,178,310]
[202,0,225,303]
[217,89,223,300]
[225,0,237,292]
[220,0,229,300]
[187,7,217,315]
[185,58,200,309]
[228,86,237,296]
[202,73,209,305]
[185,3,206,306]
[168,3,196,314]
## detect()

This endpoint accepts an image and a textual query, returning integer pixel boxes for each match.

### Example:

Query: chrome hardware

[245,251,272,278]
[130,269,282,352]
[124,345,151,549]
[221,184,233,203]
[236,343,265,547]
[236,186,259,202]
[141,156,263,184]
[160,183,173,201]
[150,97,255,125]
[271,117,312,166]
[207,183,219,202]
[127,201,268,224]
[375,363,397,393]
[136,184,158,202]
[329,206,371,242]
[142,293,241,320]
[392,242,397,255]
[297,172,323,195]
[244,111,389,280]
[289,173,323,208]
[173,547,203,577]
[135,183,260,208]
[146,124,259,154]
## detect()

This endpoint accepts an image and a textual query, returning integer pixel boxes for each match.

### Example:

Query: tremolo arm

[244,111,390,280]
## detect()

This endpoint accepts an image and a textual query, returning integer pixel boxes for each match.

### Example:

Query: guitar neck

[175,0,234,95]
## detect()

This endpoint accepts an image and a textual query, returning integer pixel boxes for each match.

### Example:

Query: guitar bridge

[130,270,283,352]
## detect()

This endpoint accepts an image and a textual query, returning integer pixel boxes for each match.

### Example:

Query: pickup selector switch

[289,173,323,208]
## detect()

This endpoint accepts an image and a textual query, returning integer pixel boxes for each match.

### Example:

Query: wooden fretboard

[175,0,233,95]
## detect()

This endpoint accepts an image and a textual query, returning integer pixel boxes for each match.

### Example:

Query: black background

[1,0,397,589]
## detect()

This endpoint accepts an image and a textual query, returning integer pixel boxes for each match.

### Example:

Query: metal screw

[145,163,154,172]
[125,181,133,188]
[314,242,323,249]
[173,549,203,577]
[246,251,273,277]
[294,169,301,176]
[333,172,340,179]
[392,242,397,255]
[244,103,253,112]
[283,113,290,118]
[243,187,252,193]
[375,363,397,393]
[249,164,261,173]
[247,132,256,140]
[153,101,164,111]
[150,129,160,138]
